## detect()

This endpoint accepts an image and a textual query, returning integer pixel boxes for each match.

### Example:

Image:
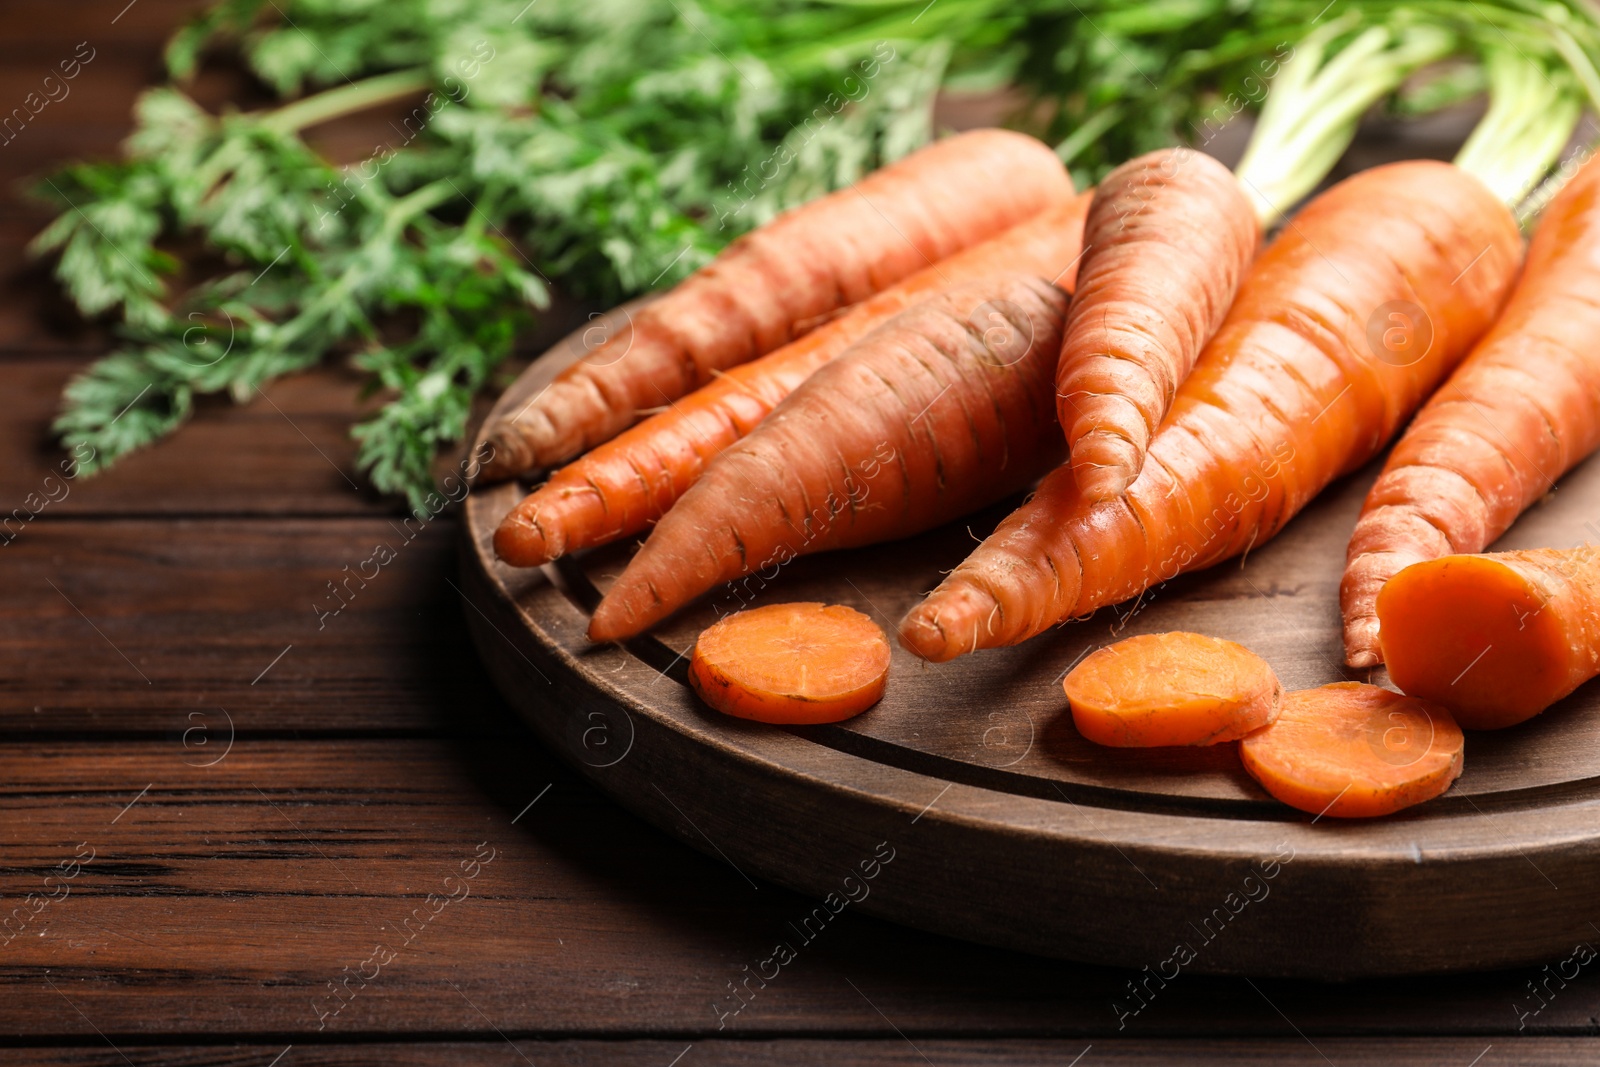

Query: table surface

[4,4,1596,1065]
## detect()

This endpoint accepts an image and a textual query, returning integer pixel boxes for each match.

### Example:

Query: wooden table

[3,5,1594,1064]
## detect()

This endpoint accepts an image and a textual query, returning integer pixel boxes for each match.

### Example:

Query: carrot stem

[259,69,433,136]
[1454,47,1582,209]
[1235,14,1455,226]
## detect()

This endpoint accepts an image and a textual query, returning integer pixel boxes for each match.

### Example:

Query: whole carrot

[586,274,1069,642]
[493,192,1094,567]
[1056,149,1258,501]
[478,129,1073,481]
[1056,18,1454,501]
[1340,153,1600,667]
[899,161,1521,662]
[1378,548,1600,729]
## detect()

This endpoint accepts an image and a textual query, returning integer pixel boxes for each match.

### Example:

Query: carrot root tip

[480,421,542,482]
[1069,431,1140,501]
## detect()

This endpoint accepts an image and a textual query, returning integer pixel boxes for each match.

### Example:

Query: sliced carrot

[687,602,890,724]
[1239,682,1464,818]
[1377,547,1600,729]
[1064,632,1281,747]
[478,129,1073,479]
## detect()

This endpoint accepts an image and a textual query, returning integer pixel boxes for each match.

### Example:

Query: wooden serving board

[461,303,1600,979]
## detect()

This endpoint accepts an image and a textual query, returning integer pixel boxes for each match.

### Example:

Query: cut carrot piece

[1239,682,1464,818]
[687,602,890,724]
[1377,548,1600,729]
[1064,632,1281,747]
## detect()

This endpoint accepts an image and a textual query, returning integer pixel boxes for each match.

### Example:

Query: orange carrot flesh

[1058,148,1259,501]
[586,274,1069,642]
[493,192,1094,568]
[479,129,1075,480]
[1377,548,1600,729]
[1063,631,1281,747]
[1341,154,1600,668]
[688,602,890,724]
[1239,682,1464,818]
[899,161,1522,663]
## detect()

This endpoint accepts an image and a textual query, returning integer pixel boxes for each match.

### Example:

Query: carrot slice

[1239,682,1464,818]
[1377,548,1600,729]
[687,602,890,724]
[1063,632,1281,747]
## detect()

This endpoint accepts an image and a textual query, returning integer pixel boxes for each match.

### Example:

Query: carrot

[1239,682,1464,818]
[899,160,1522,662]
[1055,19,1458,501]
[493,192,1094,568]
[478,129,1074,481]
[1376,548,1600,729]
[586,273,1070,642]
[688,602,890,724]
[1063,631,1281,747]
[1340,153,1600,667]
[1056,148,1259,501]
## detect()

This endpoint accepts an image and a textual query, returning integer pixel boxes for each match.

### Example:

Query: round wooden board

[461,303,1600,979]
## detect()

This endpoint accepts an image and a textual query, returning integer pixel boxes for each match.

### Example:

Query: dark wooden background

[2,3,1596,1064]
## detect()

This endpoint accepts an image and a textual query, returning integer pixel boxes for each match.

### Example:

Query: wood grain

[0,1038,1564,1067]
[3,738,1597,1040]
[0,518,502,733]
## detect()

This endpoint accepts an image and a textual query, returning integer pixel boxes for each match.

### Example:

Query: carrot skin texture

[688,602,891,724]
[479,129,1075,481]
[1341,155,1600,667]
[586,274,1071,642]
[494,192,1095,568]
[1058,148,1259,501]
[1064,631,1281,747]
[1239,682,1464,818]
[1377,548,1600,729]
[900,161,1522,663]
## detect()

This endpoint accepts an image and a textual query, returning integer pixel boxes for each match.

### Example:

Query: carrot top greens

[31,0,1600,510]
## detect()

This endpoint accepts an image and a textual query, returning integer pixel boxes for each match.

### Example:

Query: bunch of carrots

[485,9,1600,819]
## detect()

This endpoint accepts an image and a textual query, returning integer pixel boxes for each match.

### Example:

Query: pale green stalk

[1235,13,1456,225]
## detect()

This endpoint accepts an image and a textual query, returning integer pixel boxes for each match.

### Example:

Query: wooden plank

[2,737,1596,1039]
[0,1037,1569,1066]
[0,519,502,732]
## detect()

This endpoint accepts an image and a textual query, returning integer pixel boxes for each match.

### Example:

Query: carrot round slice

[1063,632,1282,747]
[688,602,890,724]
[1239,682,1464,818]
